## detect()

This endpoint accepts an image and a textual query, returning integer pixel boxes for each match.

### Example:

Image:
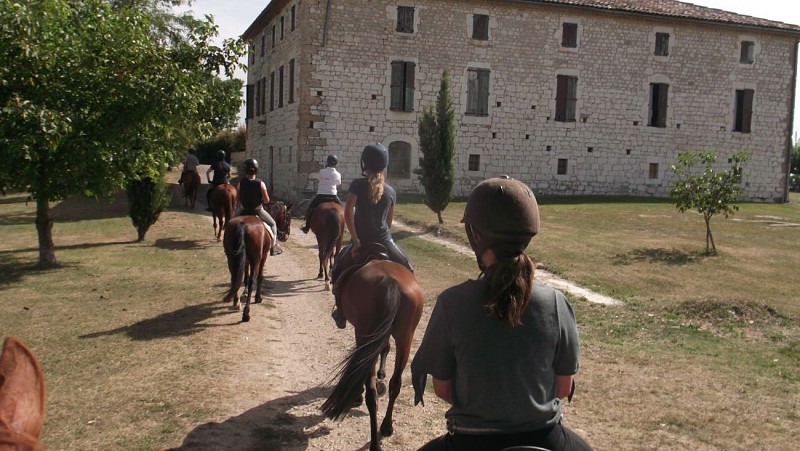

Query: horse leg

[242,261,253,322]
[376,342,390,396]
[365,372,381,451]
[379,331,413,438]
[254,243,268,304]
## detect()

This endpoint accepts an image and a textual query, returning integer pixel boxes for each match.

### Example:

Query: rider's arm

[344,192,358,244]
[386,203,394,228]
[206,166,213,183]
[260,181,270,205]
[555,374,574,399]
[432,377,453,404]
[234,182,241,206]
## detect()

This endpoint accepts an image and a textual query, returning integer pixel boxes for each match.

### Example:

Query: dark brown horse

[321,260,424,451]
[180,171,201,209]
[309,202,344,290]
[0,337,46,450]
[209,183,236,241]
[222,201,292,322]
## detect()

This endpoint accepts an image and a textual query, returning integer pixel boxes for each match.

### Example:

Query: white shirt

[182,154,200,171]
[317,167,342,195]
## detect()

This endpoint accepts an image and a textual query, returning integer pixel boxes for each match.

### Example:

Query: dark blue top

[238,177,264,211]
[210,160,231,184]
[348,177,396,243]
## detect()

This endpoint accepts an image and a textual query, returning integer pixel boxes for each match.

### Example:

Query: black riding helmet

[217,150,226,161]
[462,176,540,269]
[326,155,338,167]
[360,143,389,174]
[244,158,259,173]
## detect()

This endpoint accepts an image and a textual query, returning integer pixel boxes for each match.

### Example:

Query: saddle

[332,242,390,297]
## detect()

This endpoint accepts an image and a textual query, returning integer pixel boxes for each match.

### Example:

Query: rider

[300,154,342,234]
[235,158,282,256]
[329,142,413,329]
[411,176,592,451]
[179,148,200,184]
[205,150,231,211]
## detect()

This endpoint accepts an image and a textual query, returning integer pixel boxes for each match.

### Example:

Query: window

[468,154,480,171]
[288,59,295,104]
[557,159,568,175]
[734,89,754,133]
[387,141,411,178]
[280,16,285,40]
[397,6,414,33]
[269,72,275,111]
[260,77,266,115]
[291,5,296,31]
[246,84,254,119]
[654,32,670,56]
[740,41,755,64]
[561,23,578,48]
[472,14,489,40]
[255,78,261,116]
[555,75,577,122]
[278,65,284,108]
[390,61,415,112]
[648,83,669,128]
[648,163,659,179]
[466,68,490,116]
[260,35,265,57]
[250,44,255,64]
[271,25,276,48]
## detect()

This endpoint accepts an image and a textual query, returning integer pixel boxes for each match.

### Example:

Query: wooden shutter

[269,72,275,111]
[467,69,478,114]
[562,23,577,47]
[657,84,669,127]
[404,62,415,112]
[478,69,490,115]
[246,84,254,119]
[391,61,403,110]
[278,66,284,107]
[288,59,295,104]
[566,76,578,122]
[555,75,568,121]
[260,77,267,114]
[742,89,754,133]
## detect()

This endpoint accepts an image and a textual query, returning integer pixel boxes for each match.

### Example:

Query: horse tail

[224,188,234,221]
[223,221,246,300]
[321,276,400,420]
[324,209,342,258]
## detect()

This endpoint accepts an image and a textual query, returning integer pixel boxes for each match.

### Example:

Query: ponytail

[367,171,384,205]
[481,252,535,327]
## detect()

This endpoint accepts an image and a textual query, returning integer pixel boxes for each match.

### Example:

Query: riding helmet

[217,150,226,161]
[462,176,540,236]
[360,143,389,174]
[326,155,338,167]
[244,158,259,173]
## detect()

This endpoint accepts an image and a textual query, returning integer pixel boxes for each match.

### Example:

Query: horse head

[267,201,292,242]
[0,337,46,451]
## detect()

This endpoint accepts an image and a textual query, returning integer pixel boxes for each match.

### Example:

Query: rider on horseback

[179,148,200,184]
[300,154,342,234]
[330,142,414,328]
[234,158,282,256]
[205,150,231,211]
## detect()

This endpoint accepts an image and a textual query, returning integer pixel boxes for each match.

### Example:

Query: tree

[415,69,455,226]
[669,150,749,255]
[0,0,244,267]
[127,170,170,242]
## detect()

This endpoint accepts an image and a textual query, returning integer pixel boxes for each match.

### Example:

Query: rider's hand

[350,240,360,257]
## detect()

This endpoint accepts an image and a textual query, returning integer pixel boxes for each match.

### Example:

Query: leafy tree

[669,150,749,255]
[195,126,246,164]
[415,69,455,226]
[791,140,800,174]
[0,0,244,267]
[127,170,170,242]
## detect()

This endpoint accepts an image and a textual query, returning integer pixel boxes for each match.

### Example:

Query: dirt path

[170,198,449,450]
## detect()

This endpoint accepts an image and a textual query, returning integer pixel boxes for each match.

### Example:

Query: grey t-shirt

[411,280,580,433]
[347,177,396,243]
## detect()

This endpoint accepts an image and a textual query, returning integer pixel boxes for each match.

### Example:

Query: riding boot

[331,293,346,329]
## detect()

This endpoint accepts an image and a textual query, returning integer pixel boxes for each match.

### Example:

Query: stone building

[242,0,800,202]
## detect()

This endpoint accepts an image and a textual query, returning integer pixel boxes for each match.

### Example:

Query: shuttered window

[473,14,489,40]
[260,77,266,115]
[655,32,670,56]
[740,41,755,64]
[562,23,578,48]
[734,89,754,133]
[388,141,412,178]
[269,72,275,111]
[466,68,490,116]
[648,83,669,128]
[390,61,415,112]
[397,7,414,33]
[278,65,284,108]
[555,75,577,122]
[288,59,295,104]
[246,84,254,119]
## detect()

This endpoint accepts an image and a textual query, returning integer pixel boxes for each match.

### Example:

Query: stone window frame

[387,141,412,179]
[466,67,490,117]
[472,14,489,40]
[738,36,759,66]
[650,26,674,62]
[732,85,755,134]
[396,6,415,34]
[559,18,582,50]
[645,158,664,185]
[466,9,492,43]
[555,74,578,122]
[390,60,416,112]
[645,75,671,129]
[556,158,569,176]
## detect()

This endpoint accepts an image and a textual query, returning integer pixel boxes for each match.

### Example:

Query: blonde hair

[367,171,384,205]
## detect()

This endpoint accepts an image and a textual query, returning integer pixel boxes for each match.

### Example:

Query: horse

[321,258,424,451]
[0,337,46,450]
[222,201,292,322]
[180,171,201,209]
[309,202,345,291]
[208,183,236,241]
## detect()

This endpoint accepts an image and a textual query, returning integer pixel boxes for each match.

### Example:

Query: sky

[178,0,800,141]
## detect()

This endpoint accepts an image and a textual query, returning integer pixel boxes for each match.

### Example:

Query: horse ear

[0,337,46,441]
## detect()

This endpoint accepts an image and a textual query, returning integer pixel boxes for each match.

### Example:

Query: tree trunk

[35,196,57,268]
[704,215,716,255]
[437,211,443,225]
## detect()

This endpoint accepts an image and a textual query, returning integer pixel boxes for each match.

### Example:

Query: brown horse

[222,201,292,322]
[321,260,424,451]
[180,171,201,209]
[209,183,236,241]
[309,202,344,290]
[0,337,46,450]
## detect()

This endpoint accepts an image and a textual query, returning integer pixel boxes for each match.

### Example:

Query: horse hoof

[316,273,323,279]
[380,421,394,438]
[351,394,363,408]
[254,299,262,304]
[242,314,250,322]
[376,381,387,396]
[324,283,331,292]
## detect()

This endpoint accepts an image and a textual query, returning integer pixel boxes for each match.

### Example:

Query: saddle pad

[262,222,276,242]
